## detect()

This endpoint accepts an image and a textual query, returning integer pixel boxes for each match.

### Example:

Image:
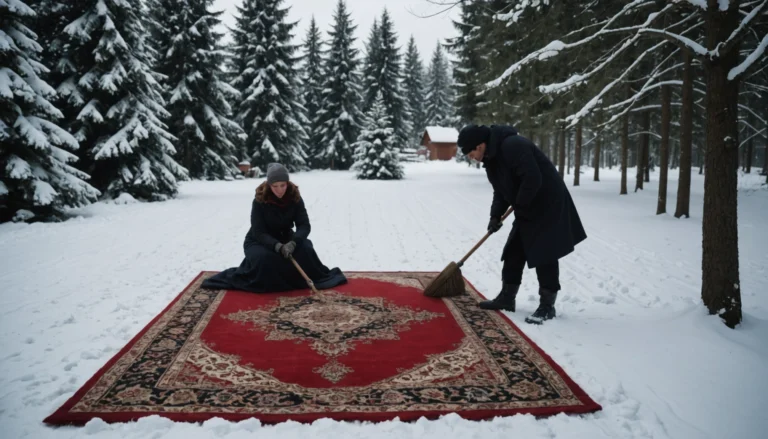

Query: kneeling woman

[202,163,347,292]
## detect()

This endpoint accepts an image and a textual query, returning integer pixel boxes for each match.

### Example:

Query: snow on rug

[44,271,601,426]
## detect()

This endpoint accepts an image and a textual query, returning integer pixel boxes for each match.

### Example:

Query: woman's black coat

[483,125,587,268]
[201,192,346,293]
[244,197,311,249]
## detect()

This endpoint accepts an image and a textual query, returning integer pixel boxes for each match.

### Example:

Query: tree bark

[593,115,602,181]
[701,0,741,329]
[675,49,693,218]
[620,86,629,195]
[764,144,768,180]
[657,84,671,215]
[567,130,572,175]
[574,122,582,186]
[636,110,649,191]
[745,109,753,173]
[644,110,651,183]
[763,102,768,180]
[558,123,566,178]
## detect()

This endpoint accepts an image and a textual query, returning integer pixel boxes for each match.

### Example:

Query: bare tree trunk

[657,84,671,215]
[592,116,603,181]
[675,49,694,218]
[671,142,679,169]
[574,122,582,186]
[764,143,768,180]
[644,112,651,183]
[701,0,741,329]
[565,134,571,175]
[621,100,629,194]
[636,110,649,191]
[745,109,754,173]
[763,103,768,180]
[558,123,566,178]
[764,145,768,184]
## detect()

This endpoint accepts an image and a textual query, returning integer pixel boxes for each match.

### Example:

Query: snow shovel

[290,256,319,294]
[423,206,514,298]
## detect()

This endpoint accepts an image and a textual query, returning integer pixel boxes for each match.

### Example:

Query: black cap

[457,124,491,155]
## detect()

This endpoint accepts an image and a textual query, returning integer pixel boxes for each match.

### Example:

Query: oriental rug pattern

[44,271,601,425]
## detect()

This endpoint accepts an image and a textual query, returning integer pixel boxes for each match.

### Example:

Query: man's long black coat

[483,125,586,268]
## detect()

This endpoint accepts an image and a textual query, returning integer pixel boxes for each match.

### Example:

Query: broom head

[423,261,465,297]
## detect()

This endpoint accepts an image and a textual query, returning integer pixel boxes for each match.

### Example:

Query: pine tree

[300,16,324,168]
[315,0,364,170]
[352,92,403,180]
[231,0,309,173]
[0,0,100,223]
[144,0,169,67]
[424,42,455,127]
[49,0,188,201]
[150,0,244,180]
[361,9,409,151]
[30,1,83,124]
[445,1,483,125]
[361,19,380,105]
[403,35,427,145]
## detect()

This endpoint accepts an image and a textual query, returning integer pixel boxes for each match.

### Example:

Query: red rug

[44,271,601,425]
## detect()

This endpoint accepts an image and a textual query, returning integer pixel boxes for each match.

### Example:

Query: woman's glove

[279,241,296,259]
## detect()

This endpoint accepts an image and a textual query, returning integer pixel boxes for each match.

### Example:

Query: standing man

[458,124,586,324]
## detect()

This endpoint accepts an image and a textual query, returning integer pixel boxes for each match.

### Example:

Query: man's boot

[478,283,519,311]
[525,287,557,324]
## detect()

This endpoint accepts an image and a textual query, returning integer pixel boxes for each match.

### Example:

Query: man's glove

[279,241,296,259]
[487,217,502,234]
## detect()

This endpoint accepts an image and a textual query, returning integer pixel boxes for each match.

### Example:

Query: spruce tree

[361,9,409,151]
[361,19,380,105]
[315,0,364,170]
[403,35,427,145]
[300,16,324,168]
[446,1,483,125]
[231,0,308,172]
[352,92,404,180]
[150,0,244,180]
[424,42,455,127]
[0,0,100,223]
[51,0,188,201]
[30,1,84,126]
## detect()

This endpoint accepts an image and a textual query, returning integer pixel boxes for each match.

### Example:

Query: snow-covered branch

[738,104,768,126]
[538,34,646,95]
[715,0,767,59]
[728,33,768,80]
[638,28,708,55]
[739,129,766,148]
[603,80,683,112]
[562,40,668,127]
[486,1,669,88]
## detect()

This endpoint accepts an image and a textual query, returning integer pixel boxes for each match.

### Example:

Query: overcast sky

[211,0,461,63]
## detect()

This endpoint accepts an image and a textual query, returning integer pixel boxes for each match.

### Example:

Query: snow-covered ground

[1,161,767,439]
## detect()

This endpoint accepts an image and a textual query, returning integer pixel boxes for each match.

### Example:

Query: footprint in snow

[593,296,617,305]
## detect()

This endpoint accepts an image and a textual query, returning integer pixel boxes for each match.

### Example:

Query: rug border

[346,271,603,416]
[43,270,602,426]
[43,271,208,426]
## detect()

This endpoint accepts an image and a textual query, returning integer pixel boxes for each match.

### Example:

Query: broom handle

[290,256,319,294]
[458,206,514,266]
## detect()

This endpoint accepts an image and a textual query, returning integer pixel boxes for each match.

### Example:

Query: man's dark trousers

[501,231,561,291]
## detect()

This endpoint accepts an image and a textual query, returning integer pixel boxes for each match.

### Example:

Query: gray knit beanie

[266,163,289,184]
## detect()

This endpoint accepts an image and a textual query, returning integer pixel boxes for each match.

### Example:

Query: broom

[289,255,319,294]
[423,206,514,298]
